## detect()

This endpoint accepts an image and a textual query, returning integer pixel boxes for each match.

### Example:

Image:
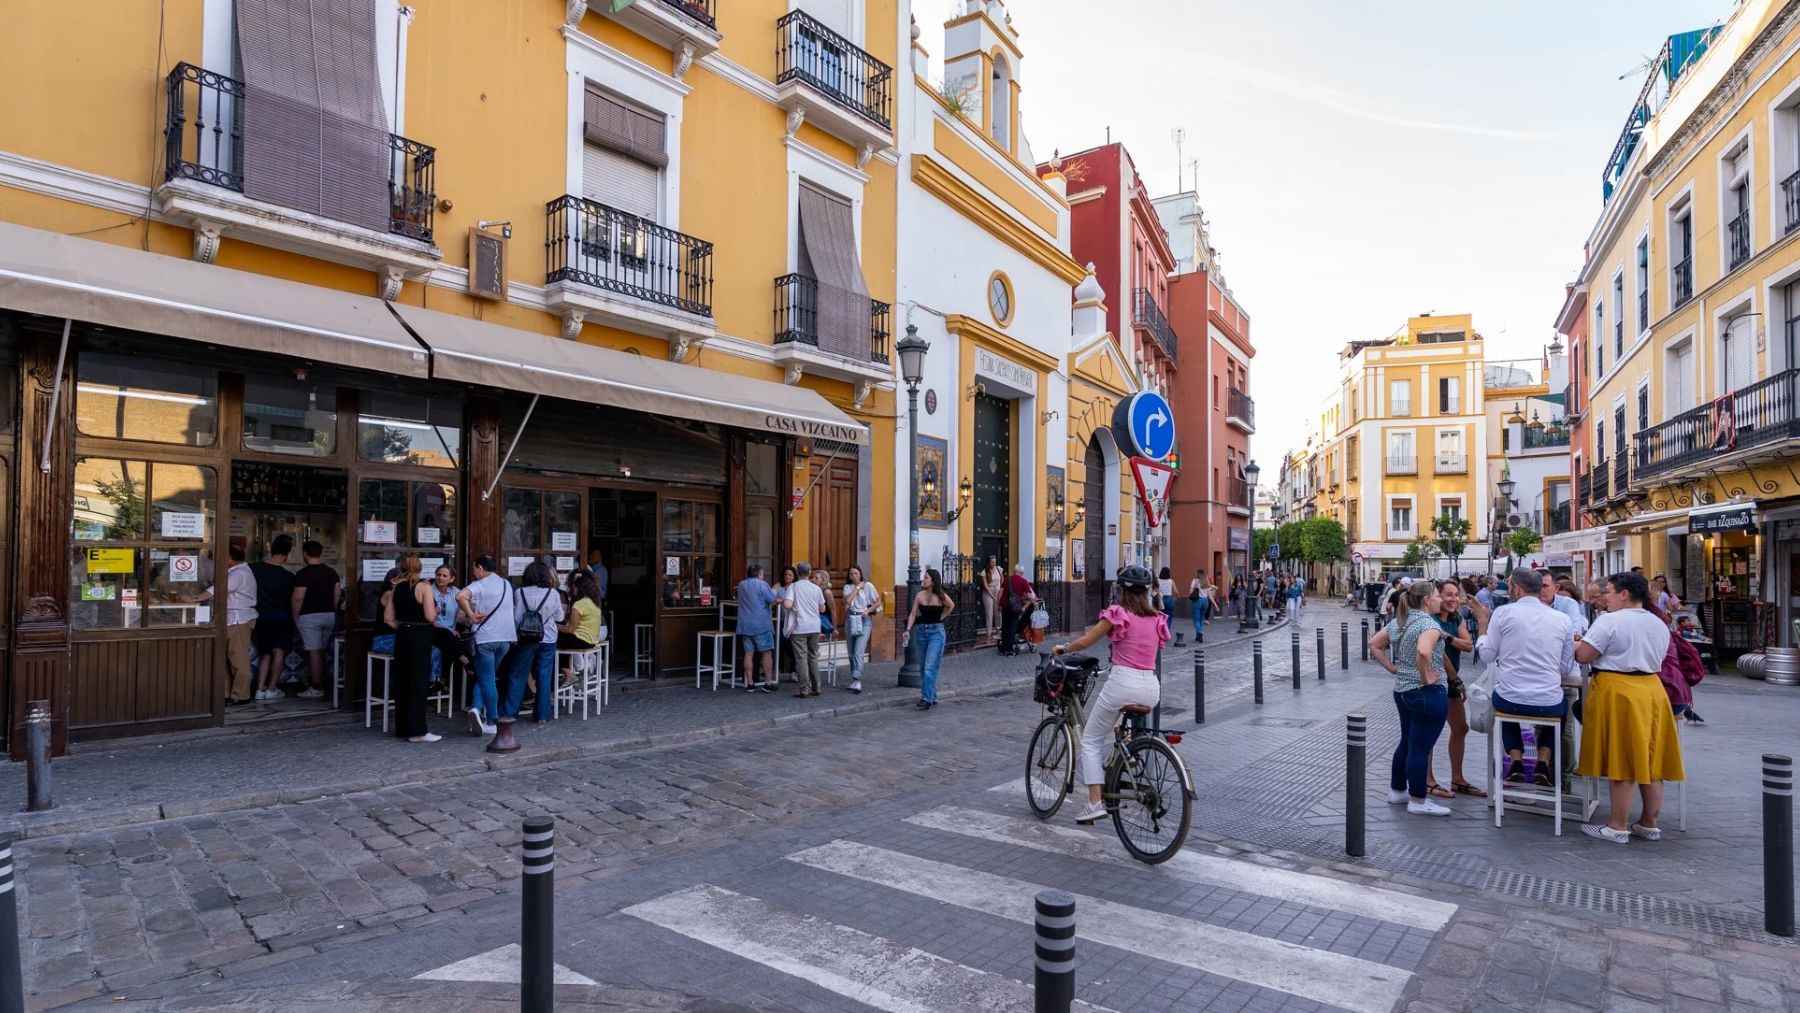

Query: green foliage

[1430,513,1471,574]
[96,473,145,541]
[1273,521,1305,563]
[1252,527,1275,564]
[1506,526,1543,560]
[936,77,979,118]
[1301,518,1348,564]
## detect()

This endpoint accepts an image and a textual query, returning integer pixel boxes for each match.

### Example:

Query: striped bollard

[1192,650,1206,727]
[0,837,18,1013]
[1360,620,1370,661]
[521,817,555,1013]
[1253,641,1264,705]
[1766,754,1794,937]
[1290,629,1301,690]
[1346,714,1367,858]
[1340,622,1350,670]
[1316,628,1326,681]
[1034,889,1076,1013]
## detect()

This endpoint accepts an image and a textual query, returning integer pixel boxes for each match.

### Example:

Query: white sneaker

[480,721,497,737]
[467,708,485,736]
[1387,789,1410,805]
[258,689,279,700]
[298,688,326,699]
[1071,802,1108,825]
[408,733,442,743]
[1406,799,1452,817]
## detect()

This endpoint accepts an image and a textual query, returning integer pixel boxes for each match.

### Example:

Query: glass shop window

[69,457,218,630]
[76,351,218,446]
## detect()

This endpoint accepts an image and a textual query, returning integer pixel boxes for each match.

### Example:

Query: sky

[916,0,1731,470]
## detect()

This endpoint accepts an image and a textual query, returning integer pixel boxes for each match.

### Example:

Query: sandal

[1451,781,1488,798]
[1426,784,1456,800]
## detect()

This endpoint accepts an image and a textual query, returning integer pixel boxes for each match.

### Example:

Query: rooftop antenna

[1171,127,1186,189]
[1106,124,1111,144]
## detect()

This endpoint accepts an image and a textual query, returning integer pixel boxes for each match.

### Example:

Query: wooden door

[807,453,857,575]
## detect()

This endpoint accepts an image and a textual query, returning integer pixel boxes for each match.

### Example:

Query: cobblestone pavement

[15,602,1800,1011]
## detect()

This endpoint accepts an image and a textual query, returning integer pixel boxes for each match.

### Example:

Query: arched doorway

[1083,436,1106,582]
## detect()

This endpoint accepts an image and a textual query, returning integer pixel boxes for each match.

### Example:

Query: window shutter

[1669,344,1693,412]
[584,87,668,168]
[582,143,659,220]
[797,0,853,36]
[1724,329,1754,392]
[797,183,870,359]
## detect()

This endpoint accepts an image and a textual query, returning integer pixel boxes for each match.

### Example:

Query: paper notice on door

[420,557,444,572]
[555,556,576,571]
[665,556,682,576]
[85,548,134,574]
[361,558,394,582]
[195,605,213,625]
[160,512,207,538]
[508,556,532,577]
[361,521,398,544]
[551,531,577,552]
[168,555,200,582]
[416,527,441,545]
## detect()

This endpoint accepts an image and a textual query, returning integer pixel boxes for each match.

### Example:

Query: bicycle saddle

[1118,704,1154,715]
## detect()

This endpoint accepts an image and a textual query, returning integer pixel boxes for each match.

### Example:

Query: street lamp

[1495,474,1517,573]
[896,324,929,688]
[1241,459,1262,631]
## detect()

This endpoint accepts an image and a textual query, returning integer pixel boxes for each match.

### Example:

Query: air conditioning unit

[1505,511,1524,528]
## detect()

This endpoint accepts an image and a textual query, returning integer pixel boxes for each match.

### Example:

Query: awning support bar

[787,441,846,519]
[483,393,539,502]
[38,318,71,472]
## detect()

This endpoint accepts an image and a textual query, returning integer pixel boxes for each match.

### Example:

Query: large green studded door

[972,392,1012,566]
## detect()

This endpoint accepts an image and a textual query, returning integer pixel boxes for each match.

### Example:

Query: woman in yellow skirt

[1574,571,1684,844]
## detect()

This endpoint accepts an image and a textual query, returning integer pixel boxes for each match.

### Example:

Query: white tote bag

[1462,658,1495,734]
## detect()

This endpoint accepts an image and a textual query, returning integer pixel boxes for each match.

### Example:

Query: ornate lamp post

[1242,459,1262,630]
[1495,473,1517,573]
[895,325,929,688]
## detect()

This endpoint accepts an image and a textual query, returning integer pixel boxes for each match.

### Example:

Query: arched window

[991,53,1012,150]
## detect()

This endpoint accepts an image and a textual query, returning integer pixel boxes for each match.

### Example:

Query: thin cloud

[1204,58,1548,141]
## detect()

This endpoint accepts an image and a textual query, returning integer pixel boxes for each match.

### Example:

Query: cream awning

[0,221,430,377]
[390,302,869,445]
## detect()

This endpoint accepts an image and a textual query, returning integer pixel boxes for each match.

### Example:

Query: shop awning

[0,221,430,378]
[390,302,869,446]
[1541,528,1608,554]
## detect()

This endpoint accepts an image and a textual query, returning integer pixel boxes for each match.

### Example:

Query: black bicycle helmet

[1117,564,1154,591]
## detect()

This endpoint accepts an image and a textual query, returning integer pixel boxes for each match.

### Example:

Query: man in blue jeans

[456,555,517,737]
[1471,568,1573,786]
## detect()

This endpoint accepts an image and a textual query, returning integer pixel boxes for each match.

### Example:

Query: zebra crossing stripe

[624,884,1117,1013]
[787,840,1413,1013]
[905,805,1456,931]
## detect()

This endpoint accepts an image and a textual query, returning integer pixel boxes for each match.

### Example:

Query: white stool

[817,631,842,688]
[1673,715,1687,832]
[634,623,655,679]
[365,652,394,732]
[555,643,609,718]
[427,655,465,717]
[332,634,346,709]
[1492,712,1566,836]
[696,631,737,690]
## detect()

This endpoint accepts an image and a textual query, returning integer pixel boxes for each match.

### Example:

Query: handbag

[847,612,866,637]
[1463,659,1495,734]
[458,606,493,658]
[1029,607,1050,630]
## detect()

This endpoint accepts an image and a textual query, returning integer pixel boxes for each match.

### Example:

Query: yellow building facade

[1576,0,1800,653]
[0,0,904,748]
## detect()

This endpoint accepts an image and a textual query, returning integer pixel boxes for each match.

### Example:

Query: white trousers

[1079,665,1161,786]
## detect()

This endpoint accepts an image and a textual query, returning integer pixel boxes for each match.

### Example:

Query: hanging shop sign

[1689,504,1756,534]
[1228,527,1249,551]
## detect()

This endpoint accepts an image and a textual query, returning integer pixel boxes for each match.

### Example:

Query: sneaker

[1505,766,1526,783]
[1406,799,1452,817]
[259,689,280,701]
[848,681,862,694]
[1581,824,1631,844]
[467,708,485,736]
[1386,789,1410,805]
[1072,802,1108,825]
[408,733,442,743]
[480,721,497,737]
[298,688,326,699]
[1628,822,1662,841]
[758,683,775,693]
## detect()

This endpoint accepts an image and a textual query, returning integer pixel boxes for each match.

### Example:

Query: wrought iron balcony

[545,195,714,317]
[1521,425,1571,450]
[1547,502,1573,535]
[773,273,891,364]
[1786,170,1800,235]
[163,62,436,244]
[775,10,893,132]
[1612,455,1629,497]
[1577,466,1593,511]
[1132,288,1178,363]
[1226,387,1255,432]
[1386,455,1417,475]
[1673,257,1693,308]
[1592,459,1611,502]
[1728,210,1751,270]
[1227,476,1251,513]
[1434,453,1467,474]
[1634,368,1800,485]
[653,0,714,29]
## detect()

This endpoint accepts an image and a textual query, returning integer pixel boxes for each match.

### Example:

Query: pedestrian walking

[1000,564,1038,657]
[503,562,562,723]
[290,540,341,700]
[456,555,516,736]
[1157,567,1177,616]
[1369,581,1452,817]
[903,568,954,709]
[981,556,1003,646]
[249,535,297,700]
[781,562,828,698]
[1187,569,1218,643]
[734,564,779,692]
[841,565,881,694]
[1575,572,1684,844]
[385,554,441,743]
[1286,576,1303,623]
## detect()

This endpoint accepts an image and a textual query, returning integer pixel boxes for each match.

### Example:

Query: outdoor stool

[1492,711,1566,836]
[1674,716,1686,832]
[634,623,655,679]
[427,655,465,718]
[365,652,394,733]
[696,631,737,690]
[332,634,346,709]
[555,643,609,718]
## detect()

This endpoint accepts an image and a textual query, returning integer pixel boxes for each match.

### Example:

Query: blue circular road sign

[1113,391,1177,461]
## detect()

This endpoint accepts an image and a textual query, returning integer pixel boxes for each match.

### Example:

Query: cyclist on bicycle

[1053,564,1170,824]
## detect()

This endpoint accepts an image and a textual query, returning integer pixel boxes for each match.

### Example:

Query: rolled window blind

[797,0,853,36]
[582,143,659,221]
[584,87,668,168]
[797,184,869,359]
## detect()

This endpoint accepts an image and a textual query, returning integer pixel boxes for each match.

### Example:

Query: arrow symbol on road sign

[1142,407,1169,456]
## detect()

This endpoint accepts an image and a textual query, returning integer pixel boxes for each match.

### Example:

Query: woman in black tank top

[386,555,440,743]
[904,568,956,710]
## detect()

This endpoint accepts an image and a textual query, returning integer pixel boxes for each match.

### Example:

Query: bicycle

[1024,653,1194,864]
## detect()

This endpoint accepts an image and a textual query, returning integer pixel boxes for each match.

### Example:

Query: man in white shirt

[781,562,827,698]
[456,555,517,736]
[199,543,260,706]
[1472,567,1574,787]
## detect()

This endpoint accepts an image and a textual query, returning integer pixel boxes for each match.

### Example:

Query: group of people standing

[1371,566,1696,844]
[733,562,886,699]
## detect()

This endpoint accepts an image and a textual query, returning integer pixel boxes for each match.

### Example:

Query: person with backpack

[504,561,564,724]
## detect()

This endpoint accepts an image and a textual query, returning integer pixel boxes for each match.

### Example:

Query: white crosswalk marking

[787,840,1415,1013]
[624,884,1117,1013]
[906,805,1457,931]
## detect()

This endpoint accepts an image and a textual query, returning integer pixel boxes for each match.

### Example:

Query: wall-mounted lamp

[1068,501,1087,534]
[944,475,974,522]
[965,382,986,401]
[477,219,513,239]
[1040,409,1060,425]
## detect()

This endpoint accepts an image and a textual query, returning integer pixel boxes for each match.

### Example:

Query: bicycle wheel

[1025,716,1073,819]
[1106,737,1193,864]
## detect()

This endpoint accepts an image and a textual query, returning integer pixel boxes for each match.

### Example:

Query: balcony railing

[1673,257,1694,307]
[1612,454,1629,496]
[163,61,436,243]
[1131,288,1178,363]
[1547,502,1573,535]
[1226,387,1255,431]
[1577,467,1592,511]
[652,0,715,29]
[1785,170,1800,235]
[1386,455,1417,475]
[773,274,891,364]
[1521,425,1571,450]
[1592,459,1611,502]
[1634,368,1800,484]
[1434,453,1467,474]
[1227,476,1251,512]
[775,10,893,131]
[545,195,714,316]
[1728,211,1751,270]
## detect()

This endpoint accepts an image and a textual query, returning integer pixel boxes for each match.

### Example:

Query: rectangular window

[1390,500,1413,535]
[1666,338,1695,414]
[797,183,873,359]
[1613,404,1626,455]
[582,86,667,221]
[1613,273,1625,356]
[357,392,462,468]
[356,478,459,603]
[1672,207,1694,307]
[1636,238,1650,333]
[243,376,338,458]
[1390,379,1411,417]
[1438,376,1460,414]
[1441,498,1462,523]
[662,498,722,607]
[1637,384,1650,431]
[70,458,218,631]
[1596,419,1606,460]
[1722,313,1755,392]
[76,351,218,447]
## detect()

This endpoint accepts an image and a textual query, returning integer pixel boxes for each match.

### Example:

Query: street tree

[1504,526,1543,571]
[1431,513,1472,577]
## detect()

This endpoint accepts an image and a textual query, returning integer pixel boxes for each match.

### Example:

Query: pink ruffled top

[1100,605,1170,671]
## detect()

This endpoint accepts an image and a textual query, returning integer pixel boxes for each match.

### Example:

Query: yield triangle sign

[1130,456,1175,528]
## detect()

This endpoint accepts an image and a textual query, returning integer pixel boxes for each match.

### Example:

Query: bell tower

[941,0,1024,156]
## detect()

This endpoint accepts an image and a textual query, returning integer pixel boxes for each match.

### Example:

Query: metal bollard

[0,837,20,1013]
[1290,630,1301,690]
[1316,628,1326,681]
[1360,620,1370,661]
[1253,641,1264,705]
[1340,622,1350,670]
[1034,889,1076,1013]
[1346,714,1367,858]
[1766,754,1794,937]
[1192,650,1205,727]
[521,817,555,1013]
[25,702,52,813]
